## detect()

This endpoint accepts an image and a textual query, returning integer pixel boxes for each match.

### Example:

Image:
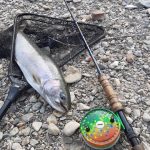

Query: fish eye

[60,92,66,100]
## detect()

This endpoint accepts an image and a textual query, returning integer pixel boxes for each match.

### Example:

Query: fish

[139,0,150,8]
[15,31,71,113]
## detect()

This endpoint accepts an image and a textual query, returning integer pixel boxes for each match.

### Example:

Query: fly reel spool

[80,108,121,149]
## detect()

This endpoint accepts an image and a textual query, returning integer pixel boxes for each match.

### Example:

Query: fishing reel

[80,108,123,150]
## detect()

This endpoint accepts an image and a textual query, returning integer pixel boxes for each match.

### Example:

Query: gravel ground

[0,0,150,150]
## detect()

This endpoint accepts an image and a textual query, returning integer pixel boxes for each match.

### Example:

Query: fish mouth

[45,96,69,113]
[60,101,69,112]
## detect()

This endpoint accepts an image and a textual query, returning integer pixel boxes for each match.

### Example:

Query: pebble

[77,103,90,110]
[125,5,137,9]
[47,114,57,125]
[133,109,141,118]
[12,143,22,150]
[73,0,81,3]
[126,116,133,124]
[64,66,82,83]
[53,110,63,118]
[0,132,3,140]
[143,113,150,122]
[30,139,39,146]
[32,122,42,131]
[133,127,141,135]
[22,113,33,122]
[80,15,92,22]
[40,106,45,113]
[32,102,42,111]
[125,107,132,115]
[10,127,19,136]
[114,78,121,87]
[101,55,109,62]
[134,51,142,57]
[14,137,22,143]
[48,123,60,136]
[63,136,73,144]
[147,8,150,14]
[63,120,80,136]
[137,89,146,96]
[20,127,31,136]
[91,10,105,21]
[29,95,37,103]
[70,92,75,102]
[82,73,91,78]
[126,51,135,63]
[0,101,4,108]
[109,61,119,68]
[22,136,30,146]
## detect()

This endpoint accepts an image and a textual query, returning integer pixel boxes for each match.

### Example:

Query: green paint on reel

[80,108,121,149]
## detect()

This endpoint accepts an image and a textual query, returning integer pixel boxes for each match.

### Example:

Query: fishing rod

[63,0,144,150]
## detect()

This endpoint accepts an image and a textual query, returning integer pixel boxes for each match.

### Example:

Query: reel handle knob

[98,75,123,112]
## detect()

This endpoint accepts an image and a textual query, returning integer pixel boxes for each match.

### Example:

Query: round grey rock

[48,123,60,136]
[63,120,80,136]
[47,114,57,125]
[64,66,82,83]
[143,113,150,122]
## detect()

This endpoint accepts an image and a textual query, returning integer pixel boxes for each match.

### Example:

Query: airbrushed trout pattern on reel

[80,108,121,149]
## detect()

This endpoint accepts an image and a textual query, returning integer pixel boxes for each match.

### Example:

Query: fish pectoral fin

[32,74,41,85]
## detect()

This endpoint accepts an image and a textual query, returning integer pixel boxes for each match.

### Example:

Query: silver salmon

[15,31,71,113]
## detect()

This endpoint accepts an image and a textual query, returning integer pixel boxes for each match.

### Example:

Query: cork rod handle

[98,75,123,112]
